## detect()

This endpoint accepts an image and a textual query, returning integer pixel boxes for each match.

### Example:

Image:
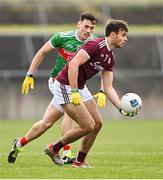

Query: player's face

[77,19,96,41]
[113,30,128,48]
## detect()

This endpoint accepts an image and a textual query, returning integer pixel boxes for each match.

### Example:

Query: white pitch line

[1,151,163,157]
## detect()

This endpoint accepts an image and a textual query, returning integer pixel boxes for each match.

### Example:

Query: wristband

[26,72,33,77]
[99,90,104,93]
[71,88,79,93]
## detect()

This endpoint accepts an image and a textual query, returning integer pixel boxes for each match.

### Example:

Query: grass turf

[0,119,163,179]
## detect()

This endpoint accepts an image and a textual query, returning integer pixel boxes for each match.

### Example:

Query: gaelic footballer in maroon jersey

[51,19,135,167]
[47,19,134,168]
[57,38,115,89]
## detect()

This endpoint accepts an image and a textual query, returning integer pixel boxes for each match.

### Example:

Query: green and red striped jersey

[49,30,96,78]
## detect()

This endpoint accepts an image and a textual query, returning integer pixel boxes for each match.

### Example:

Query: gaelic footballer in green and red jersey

[49,30,96,78]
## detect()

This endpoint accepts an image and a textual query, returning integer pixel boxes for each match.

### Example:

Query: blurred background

[0,0,163,120]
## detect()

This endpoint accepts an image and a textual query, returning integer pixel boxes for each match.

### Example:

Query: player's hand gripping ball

[120,93,142,115]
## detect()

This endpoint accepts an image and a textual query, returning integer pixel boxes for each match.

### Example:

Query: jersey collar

[105,37,112,52]
[75,30,86,42]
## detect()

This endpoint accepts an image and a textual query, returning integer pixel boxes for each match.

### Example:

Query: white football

[120,93,142,113]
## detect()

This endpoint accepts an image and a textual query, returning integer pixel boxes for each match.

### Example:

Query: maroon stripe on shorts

[60,83,70,104]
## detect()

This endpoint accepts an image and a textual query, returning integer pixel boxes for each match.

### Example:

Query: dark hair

[79,12,97,25]
[105,19,128,36]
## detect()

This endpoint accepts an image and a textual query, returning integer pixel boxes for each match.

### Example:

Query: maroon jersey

[56,38,115,89]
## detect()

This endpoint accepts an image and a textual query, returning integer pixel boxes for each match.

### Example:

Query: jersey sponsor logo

[90,62,104,71]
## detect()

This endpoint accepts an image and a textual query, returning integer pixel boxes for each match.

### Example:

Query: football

[120,93,142,113]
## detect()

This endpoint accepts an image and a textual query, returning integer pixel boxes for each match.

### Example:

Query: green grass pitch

[0,119,163,179]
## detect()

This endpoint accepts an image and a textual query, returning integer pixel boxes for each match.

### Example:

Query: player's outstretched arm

[102,70,138,117]
[22,41,53,95]
[102,70,121,109]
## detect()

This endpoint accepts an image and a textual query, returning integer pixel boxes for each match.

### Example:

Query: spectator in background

[8,12,106,164]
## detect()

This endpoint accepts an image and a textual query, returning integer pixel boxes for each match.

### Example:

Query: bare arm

[102,70,121,110]
[28,41,54,74]
[68,49,89,89]
[100,73,104,91]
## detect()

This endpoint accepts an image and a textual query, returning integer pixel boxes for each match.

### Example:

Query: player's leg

[25,103,63,141]
[8,102,63,163]
[82,98,103,151]
[62,102,95,143]
[49,77,74,163]
[46,102,95,165]
[49,78,75,163]
[45,80,95,166]
[61,113,75,164]
[73,98,103,168]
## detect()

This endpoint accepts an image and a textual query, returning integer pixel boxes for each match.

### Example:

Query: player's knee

[42,120,54,129]
[85,121,95,133]
[94,121,103,133]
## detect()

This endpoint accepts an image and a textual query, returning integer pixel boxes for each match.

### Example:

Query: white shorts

[48,78,92,112]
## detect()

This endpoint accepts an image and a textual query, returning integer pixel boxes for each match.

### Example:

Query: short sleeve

[50,32,62,48]
[81,41,99,59]
[105,62,115,72]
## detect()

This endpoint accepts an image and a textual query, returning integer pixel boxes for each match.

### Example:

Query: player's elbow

[69,59,79,69]
[103,85,113,94]
[68,61,73,69]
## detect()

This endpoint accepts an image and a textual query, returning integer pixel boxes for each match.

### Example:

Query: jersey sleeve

[105,61,115,71]
[49,32,62,48]
[81,41,99,59]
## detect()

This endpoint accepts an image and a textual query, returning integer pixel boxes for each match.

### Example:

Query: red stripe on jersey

[58,48,75,62]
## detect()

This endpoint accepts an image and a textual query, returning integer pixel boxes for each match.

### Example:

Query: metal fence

[0,1,163,119]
